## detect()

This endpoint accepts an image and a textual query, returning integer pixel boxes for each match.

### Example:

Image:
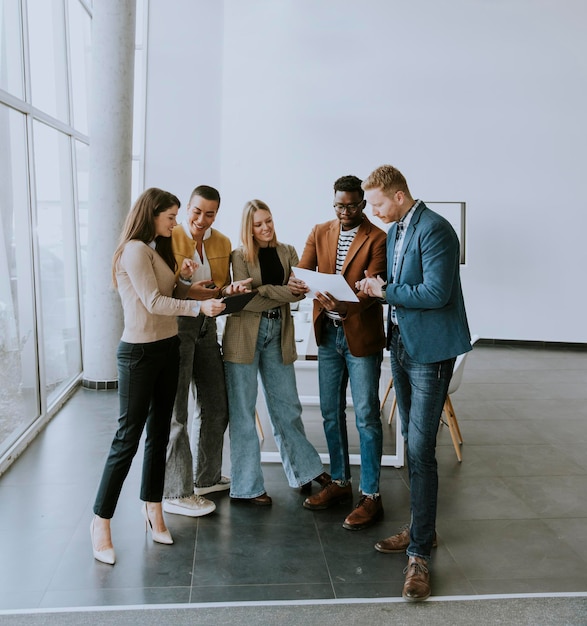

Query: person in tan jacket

[223,200,329,505]
[163,185,251,518]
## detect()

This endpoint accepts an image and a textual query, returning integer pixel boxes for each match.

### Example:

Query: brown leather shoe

[402,556,430,601]
[230,492,272,506]
[375,526,438,553]
[303,481,352,510]
[300,472,332,494]
[342,495,384,530]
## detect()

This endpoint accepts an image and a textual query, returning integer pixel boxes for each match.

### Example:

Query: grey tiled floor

[0,344,586,609]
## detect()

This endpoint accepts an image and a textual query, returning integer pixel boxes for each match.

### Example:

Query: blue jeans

[225,316,324,498]
[94,336,180,518]
[389,327,455,560]
[318,321,383,495]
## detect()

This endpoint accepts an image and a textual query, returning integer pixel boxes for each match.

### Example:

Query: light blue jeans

[318,321,383,495]
[225,316,324,499]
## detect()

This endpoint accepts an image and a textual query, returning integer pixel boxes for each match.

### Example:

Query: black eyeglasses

[333,201,364,214]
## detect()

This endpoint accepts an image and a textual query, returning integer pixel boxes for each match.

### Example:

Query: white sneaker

[194,476,231,496]
[163,495,216,517]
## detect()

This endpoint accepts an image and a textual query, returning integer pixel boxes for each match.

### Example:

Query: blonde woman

[223,200,330,505]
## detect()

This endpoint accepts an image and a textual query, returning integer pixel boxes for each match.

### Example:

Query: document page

[292,267,359,302]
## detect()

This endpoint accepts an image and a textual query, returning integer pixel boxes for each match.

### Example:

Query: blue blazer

[385,202,471,363]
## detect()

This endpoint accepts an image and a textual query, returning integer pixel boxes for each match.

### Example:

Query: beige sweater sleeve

[118,240,200,343]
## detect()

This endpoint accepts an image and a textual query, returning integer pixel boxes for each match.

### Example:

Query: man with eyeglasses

[289,175,387,531]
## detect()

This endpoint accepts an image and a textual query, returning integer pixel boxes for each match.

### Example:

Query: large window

[33,120,82,403]
[0,0,24,97]
[0,0,90,468]
[0,0,147,470]
[0,105,39,453]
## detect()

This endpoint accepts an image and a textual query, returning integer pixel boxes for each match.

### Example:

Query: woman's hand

[200,298,226,317]
[224,277,253,296]
[179,258,198,281]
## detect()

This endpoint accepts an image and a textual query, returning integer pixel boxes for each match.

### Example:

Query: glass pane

[67,0,91,134]
[27,0,69,122]
[0,105,39,456]
[0,0,24,98]
[33,120,81,403]
[75,139,88,302]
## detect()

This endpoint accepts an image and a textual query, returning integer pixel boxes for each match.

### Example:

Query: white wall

[145,0,587,343]
[144,0,224,204]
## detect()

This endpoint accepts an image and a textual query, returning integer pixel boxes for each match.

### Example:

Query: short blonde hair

[362,165,411,197]
[240,199,278,263]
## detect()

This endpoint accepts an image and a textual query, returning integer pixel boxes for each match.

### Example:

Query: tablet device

[216,289,258,315]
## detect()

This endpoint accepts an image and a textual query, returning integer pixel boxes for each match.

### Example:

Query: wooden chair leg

[442,396,462,462]
[380,377,393,411]
[255,409,264,441]
[445,395,463,443]
[388,396,397,425]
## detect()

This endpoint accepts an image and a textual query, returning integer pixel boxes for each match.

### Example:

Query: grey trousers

[164,314,229,498]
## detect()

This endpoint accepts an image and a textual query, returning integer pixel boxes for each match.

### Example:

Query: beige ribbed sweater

[116,240,200,344]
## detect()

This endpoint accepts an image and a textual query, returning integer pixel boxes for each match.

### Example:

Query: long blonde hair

[112,187,180,287]
[240,199,278,263]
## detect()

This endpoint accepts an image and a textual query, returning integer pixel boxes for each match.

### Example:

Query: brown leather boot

[402,556,430,601]
[342,494,383,530]
[302,481,352,510]
[375,526,438,553]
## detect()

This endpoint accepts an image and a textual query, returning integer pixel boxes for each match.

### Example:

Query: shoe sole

[402,590,431,602]
[163,503,216,517]
[342,508,384,531]
[194,483,231,496]
[230,498,272,506]
[302,494,352,510]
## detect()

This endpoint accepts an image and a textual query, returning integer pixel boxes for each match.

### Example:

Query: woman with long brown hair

[90,188,225,565]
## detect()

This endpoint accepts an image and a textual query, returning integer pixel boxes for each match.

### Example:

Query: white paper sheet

[292,267,360,302]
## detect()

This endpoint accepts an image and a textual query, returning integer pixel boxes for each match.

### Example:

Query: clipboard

[215,289,258,316]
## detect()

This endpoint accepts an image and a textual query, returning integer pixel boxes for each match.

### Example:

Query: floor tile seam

[438,471,587,477]
[190,582,334,589]
[36,522,83,609]
[187,523,199,604]
[435,516,587,527]
[311,513,337,599]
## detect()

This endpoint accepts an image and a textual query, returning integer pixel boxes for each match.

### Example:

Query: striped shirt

[335,226,358,274]
[327,225,359,322]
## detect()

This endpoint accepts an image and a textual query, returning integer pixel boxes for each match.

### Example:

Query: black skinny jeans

[93,335,180,519]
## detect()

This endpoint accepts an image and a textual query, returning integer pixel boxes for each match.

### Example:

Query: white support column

[82,0,136,388]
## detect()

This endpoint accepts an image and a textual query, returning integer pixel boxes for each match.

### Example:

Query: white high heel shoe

[141,502,173,545]
[90,517,116,565]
